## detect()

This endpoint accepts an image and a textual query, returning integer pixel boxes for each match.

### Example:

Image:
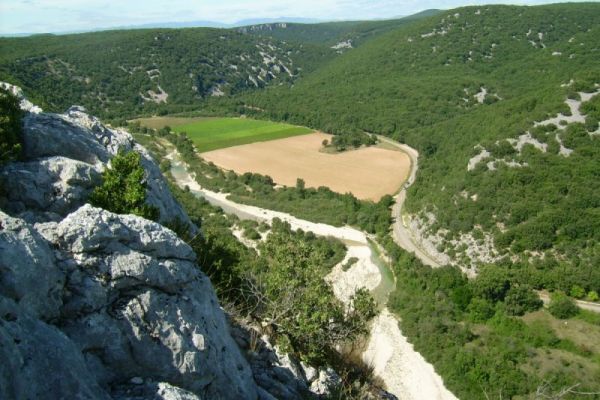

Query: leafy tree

[504,285,542,316]
[471,266,511,302]
[0,88,23,164]
[89,150,159,220]
[548,292,579,319]
[569,285,585,299]
[467,297,495,322]
[251,219,377,364]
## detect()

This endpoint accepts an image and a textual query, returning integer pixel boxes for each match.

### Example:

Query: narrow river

[168,148,457,400]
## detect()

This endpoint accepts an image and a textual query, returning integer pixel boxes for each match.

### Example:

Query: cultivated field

[174,118,312,152]
[201,132,411,201]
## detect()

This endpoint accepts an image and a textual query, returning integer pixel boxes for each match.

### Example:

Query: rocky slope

[0,84,260,399]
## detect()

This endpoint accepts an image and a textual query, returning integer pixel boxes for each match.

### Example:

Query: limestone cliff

[0,84,257,399]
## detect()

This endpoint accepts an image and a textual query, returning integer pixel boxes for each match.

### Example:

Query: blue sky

[0,0,590,34]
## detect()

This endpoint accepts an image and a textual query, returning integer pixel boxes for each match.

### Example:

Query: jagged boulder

[0,86,256,399]
[0,156,101,221]
[0,206,258,399]
[0,211,64,320]
[0,296,111,400]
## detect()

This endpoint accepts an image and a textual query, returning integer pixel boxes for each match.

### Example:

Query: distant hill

[0,11,438,118]
[238,10,441,47]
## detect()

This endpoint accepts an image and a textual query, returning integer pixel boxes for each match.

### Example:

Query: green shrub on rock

[0,88,23,164]
[89,150,159,220]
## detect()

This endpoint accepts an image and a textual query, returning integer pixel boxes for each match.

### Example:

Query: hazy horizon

[0,0,593,35]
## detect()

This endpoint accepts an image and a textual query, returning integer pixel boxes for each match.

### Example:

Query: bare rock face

[0,296,111,400]
[0,86,256,399]
[0,156,101,221]
[0,206,257,399]
[0,211,64,320]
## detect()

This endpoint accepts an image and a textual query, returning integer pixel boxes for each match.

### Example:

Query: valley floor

[166,145,457,399]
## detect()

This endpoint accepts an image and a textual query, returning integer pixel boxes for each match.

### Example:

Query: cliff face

[0,84,257,399]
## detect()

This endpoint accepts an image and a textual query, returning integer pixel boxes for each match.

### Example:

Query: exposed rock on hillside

[0,85,259,399]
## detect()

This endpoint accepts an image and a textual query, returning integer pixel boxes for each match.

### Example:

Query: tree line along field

[138,117,314,152]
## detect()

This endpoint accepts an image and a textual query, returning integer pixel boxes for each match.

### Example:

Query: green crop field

[172,118,313,152]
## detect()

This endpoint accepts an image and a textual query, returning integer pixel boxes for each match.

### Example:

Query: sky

[0,0,590,34]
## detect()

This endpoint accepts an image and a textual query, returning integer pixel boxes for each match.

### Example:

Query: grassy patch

[522,310,600,355]
[172,118,313,152]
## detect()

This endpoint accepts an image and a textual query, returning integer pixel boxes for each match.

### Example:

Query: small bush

[342,257,359,271]
[504,285,543,316]
[89,150,160,220]
[0,88,23,164]
[548,292,579,319]
[467,297,495,322]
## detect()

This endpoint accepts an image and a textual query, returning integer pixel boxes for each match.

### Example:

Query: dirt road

[377,136,444,268]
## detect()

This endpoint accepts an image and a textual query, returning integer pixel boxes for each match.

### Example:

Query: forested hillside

[241,3,600,291]
[0,28,333,118]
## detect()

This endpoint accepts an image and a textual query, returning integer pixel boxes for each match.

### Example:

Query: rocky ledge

[0,84,258,399]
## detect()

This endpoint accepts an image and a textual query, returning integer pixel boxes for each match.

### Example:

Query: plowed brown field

[201,132,411,201]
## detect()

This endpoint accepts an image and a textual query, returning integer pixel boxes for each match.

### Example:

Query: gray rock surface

[0,296,111,400]
[0,82,195,230]
[0,156,101,221]
[0,206,257,399]
[0,211,64,320]
[23,111,113,166]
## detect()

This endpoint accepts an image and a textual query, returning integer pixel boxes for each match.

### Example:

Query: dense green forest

[0,28,333,118]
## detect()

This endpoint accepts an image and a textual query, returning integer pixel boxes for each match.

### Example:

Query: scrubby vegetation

[383,237,600,399]
[166,179,379,390]
[89,150,159,220]
[0,88,22,164]
[138,131,379,372]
